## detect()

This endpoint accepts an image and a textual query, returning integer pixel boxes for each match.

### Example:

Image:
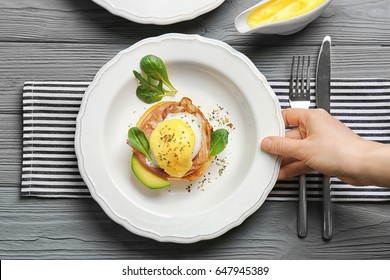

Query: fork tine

[306,56,311,92]
[289,56,295,94]
[290,55,311,100]
[295,55,301,95]
[300,56,305,94]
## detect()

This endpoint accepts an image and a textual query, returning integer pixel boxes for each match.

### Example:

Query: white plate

[91,0,226,25]
[75,33,284,243]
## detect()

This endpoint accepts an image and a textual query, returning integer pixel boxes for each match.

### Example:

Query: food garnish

[210,128,229,156]
[133,54,177,104]
[127,127,152,161]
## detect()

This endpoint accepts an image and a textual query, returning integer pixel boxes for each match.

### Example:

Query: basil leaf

[133,70,164,103]
[210,129,229,156]
[128,127,152,161]
[140,55,177,94]
[136,87,164,104]
[140,55,167,81]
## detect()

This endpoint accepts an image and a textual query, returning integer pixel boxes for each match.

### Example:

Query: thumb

[261,136,306,158]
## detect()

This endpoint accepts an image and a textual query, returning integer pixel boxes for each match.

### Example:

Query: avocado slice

[131,153,170,189]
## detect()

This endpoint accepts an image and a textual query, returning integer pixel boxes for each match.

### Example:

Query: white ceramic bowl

[235,0,332,35]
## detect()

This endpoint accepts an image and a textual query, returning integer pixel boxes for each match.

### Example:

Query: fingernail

[262,138,272,151]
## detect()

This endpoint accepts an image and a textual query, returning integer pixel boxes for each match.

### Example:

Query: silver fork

[289,55,311,238]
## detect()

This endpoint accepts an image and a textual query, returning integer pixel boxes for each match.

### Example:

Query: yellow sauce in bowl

[247,0,326,28]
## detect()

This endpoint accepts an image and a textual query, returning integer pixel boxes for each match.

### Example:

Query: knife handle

[322,175,333,240]
[298,174,308,238]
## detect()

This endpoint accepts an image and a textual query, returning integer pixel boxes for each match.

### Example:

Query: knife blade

[316,35,333,240]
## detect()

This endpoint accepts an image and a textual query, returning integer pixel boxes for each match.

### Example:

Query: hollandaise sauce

[149,119,195,178]
[247,0,326,28]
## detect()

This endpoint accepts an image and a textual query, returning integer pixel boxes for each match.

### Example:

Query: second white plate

[92,0,226,25]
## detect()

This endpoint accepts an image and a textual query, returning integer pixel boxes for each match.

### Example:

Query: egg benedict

[128,97,216,186]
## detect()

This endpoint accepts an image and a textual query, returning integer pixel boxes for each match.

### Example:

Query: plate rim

[91,0,226,25]
[75,33,284,243]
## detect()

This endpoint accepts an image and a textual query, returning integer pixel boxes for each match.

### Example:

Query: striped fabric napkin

[21,80,390,200]
[22,82,90,198]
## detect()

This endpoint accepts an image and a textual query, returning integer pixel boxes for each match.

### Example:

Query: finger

[285,127,303,140]
[281,155,298,166]
[282,108,308,127]
[278,161,312,180]
[261,136,307,159]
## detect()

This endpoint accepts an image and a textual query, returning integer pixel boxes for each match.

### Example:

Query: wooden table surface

[1,0,390,259]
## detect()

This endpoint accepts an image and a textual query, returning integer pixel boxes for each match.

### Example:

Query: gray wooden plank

[0,0,389,45]
[1,187,390,259]
[0,114,22,187]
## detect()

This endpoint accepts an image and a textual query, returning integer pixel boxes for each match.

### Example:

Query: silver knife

[316,35,333,240]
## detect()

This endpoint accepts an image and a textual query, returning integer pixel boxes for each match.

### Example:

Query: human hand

[261,108,378,186]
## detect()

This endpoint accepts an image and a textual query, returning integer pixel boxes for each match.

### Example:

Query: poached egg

[149,112,202,177]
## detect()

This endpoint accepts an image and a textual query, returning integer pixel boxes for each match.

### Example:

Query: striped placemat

[21,80,390,200]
